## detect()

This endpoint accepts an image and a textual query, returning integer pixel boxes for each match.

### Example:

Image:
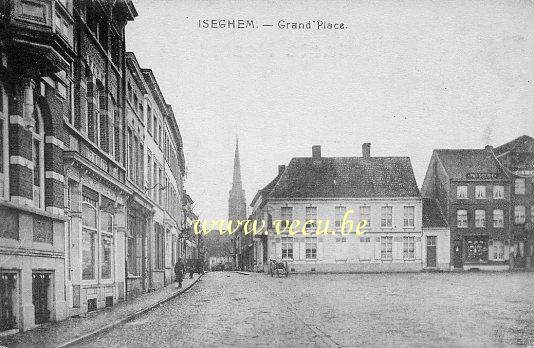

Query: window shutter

[415,237,422,259]
[374,237,381,260]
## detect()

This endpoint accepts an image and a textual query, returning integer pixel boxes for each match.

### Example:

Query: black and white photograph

[0,0,533,347]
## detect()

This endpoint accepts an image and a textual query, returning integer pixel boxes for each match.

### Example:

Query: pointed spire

[232,136,243,190]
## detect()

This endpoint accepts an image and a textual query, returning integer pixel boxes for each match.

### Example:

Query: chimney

[312,145,321,159]
[362,143,371,159]
[278,165,286,175]
[485,145,493,152]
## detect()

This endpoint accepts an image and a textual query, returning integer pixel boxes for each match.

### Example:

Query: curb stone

[56,273,204,348]
[235,271,250,275]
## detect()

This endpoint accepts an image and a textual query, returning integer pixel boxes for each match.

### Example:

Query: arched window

[0,82,8,199]
[82,201,97,280]
[32,105,45,208]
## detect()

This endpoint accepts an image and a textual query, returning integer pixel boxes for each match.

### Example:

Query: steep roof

[267,156,420,199]
[494,135,534,155]
[422,198,448,228]
[251,171,283,207]
[433,149,507,180]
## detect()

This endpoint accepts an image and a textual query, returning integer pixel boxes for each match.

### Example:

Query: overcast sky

[126,0,534,221]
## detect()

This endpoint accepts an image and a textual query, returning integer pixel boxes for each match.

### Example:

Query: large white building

[251,144,450,273]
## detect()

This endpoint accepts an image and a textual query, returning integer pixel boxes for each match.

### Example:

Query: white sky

[126,0,534,221]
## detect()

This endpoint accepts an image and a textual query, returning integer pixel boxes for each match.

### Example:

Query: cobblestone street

[76,272,534,348]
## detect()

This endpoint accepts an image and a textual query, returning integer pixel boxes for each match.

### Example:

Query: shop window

[100,212,113,279]
[465,238,488,263]
[490,240,504,261]
[82,201,97,280]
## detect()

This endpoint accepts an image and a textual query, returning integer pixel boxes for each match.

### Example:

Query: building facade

[251,144,448,273]
[493,135,534,269]
[421,148,511,271]
[0,0,189,333]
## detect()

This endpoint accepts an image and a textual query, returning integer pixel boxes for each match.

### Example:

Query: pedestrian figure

[189,261,194,279]
[174,258,185,288]
[195,259,204,275]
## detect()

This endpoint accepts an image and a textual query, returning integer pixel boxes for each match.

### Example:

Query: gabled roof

[267,156,420,199]
[141,69,167,115]
[433,149,507,180]
[494,135,534,156]
[422,198,448,228]
[251,171,283,207]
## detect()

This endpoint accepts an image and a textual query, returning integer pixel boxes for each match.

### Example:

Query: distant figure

[174,258,185,288]
[195,259,204,275]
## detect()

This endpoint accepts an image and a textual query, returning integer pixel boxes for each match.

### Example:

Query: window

[475,210,485,228]
[531,206,534,222]
[147,153,152,192]
[380,236,393,259]
[358,236,372,260]
[155,223,165,269]
[360,206,371,227]
[0,83,7,199]
[380,206,392,228]
[465,237,488,262]
[493,185,504,199]
[305,237,317,259]
[127,214,143,276]
[515,179,525,195]
[100,212,113,279]
[335,206,346,229]
[158,168,163,205]
[32,106,44,208]
[280,206,292,228]
[457,186,467,199]
[457,210,468,228]
[491,241,504,261]
[493,209,504,228]
[127,82,132,101]
[158,124,162,149]
[403,236,415,259]
[147,105,152,133]
[515,206,526,224]
[153,162,158,202]
[305,207,317,231]
[127,129,133,180]
[153,116,157,141]
[475,186,486,199]
[82,201,97,280]
[281,236,293,259]
[403,206,415,227]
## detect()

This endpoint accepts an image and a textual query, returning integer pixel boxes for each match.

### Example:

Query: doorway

[426,236,437,268]
[32,272,51,325]
[453,239,463,268]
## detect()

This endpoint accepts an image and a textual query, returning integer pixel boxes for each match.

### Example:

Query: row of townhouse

[0,0,197,334]
[240,136,534,273]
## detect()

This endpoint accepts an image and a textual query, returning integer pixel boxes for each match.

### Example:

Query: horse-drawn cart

[269,259,289,277]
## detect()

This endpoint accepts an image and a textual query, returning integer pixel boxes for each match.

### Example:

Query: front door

[426,236,437,268]
[453,239,463,268]
[0,272,17,331]
[32,273,51,325]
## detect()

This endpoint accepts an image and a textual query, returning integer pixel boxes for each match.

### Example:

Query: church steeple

[229,137,247,221]
[232,137,243,190]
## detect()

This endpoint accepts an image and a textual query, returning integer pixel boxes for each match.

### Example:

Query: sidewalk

[0,273,204,348]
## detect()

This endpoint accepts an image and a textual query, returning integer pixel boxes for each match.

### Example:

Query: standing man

[174,258,185,288]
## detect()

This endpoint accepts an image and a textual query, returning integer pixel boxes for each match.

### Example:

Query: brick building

[0,0,76,332]
[0,0,190,334]
[421,148,511,270]
[492,135,534,269]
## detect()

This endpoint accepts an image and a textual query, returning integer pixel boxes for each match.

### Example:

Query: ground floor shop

[0,206,67,333]
[451,233,511,271]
